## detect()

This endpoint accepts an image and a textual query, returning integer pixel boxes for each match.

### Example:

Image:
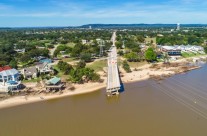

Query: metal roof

[0,66,12,72]
[0,69,19,77]
[47,77,60,85]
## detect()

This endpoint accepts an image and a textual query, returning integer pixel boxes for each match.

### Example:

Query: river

[0,63,207,136]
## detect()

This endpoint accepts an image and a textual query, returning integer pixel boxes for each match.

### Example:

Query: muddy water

[1,65,207,136]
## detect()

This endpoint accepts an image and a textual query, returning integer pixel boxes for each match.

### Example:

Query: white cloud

[1,0,207,24]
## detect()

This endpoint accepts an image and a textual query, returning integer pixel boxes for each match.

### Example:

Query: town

[1,25,207,99]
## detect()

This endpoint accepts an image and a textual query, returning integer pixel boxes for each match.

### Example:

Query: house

[0,68,22,92]
[161,46,181,56]
[21,62,53,80]
[22,66,38,79]
[36,62,53,74]
[45,77,65,91]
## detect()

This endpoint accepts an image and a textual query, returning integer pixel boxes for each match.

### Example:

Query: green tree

[9,59,18,69]
[124,52,139,62]
[57,61,73,75]
[145,47,157,62]
[80,53,92,62]
[122,60,131,73]
[118,50,124,56]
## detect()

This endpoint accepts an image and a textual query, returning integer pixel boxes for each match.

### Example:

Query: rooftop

[46,77,61,85]
[0,69,19,77]
[0,66,12,72]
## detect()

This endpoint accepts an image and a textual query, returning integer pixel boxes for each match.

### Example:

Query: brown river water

[1,63,207,136]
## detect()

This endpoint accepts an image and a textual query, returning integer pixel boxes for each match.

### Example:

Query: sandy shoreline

[0,55,206,110]
[0,82,106,109]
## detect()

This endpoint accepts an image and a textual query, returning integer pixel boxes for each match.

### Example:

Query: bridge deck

[106,45,120,95]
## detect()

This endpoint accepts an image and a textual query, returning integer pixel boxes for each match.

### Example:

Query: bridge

[106,32,121,96]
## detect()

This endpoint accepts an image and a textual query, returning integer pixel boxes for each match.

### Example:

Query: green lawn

[66,43,75,48]
[22,78,40,83]
[181,52,203,58]
[86,60,107,72]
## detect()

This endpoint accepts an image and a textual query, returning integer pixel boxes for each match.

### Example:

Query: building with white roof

[0,69,22,92]
[159,45,205,55]
[161,46,181,56]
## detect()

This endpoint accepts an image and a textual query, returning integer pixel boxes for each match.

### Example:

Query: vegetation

[145,48,157,62]
[56,60,100,83]
[124,52,140,62]
[80,53,92,62]
[1,27,207,67]
[204,47,207,54]
[122,60,132,73]
[57,61,73,75]
[86,60,107,72]
[181,52,202,58]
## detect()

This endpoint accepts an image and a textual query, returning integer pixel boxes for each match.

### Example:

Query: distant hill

[1,24,207,30]
[80,24,207,29]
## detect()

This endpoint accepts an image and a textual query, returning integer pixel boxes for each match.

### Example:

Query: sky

[0,0,207,27]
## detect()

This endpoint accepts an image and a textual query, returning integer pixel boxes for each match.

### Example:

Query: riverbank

[0,82,106,109]
[0,55,206,109]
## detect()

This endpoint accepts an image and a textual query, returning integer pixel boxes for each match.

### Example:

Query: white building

[0,69,22,92]
[159,45,205,54]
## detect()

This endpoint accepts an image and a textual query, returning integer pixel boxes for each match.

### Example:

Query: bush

[122,60,131,73]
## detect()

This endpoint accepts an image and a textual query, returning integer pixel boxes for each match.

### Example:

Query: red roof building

[0,66,12,72]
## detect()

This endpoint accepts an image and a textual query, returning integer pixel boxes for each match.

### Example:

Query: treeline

[0,29,112,67]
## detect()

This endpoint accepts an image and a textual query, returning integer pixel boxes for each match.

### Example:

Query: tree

[124,52,139,62]
[115,41,122,49]
[70,44,85,58]
[9,59,18,69]
[122,60,131,73]
[80,53,92,62]
[69,69,84,83]
[57,61,73,75]
[145,47,157,62]
[118,50,124,56]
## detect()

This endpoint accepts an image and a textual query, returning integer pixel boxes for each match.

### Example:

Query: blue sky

[0,0,207,27]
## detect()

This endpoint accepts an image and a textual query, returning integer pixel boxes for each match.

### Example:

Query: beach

[0,55,206,109]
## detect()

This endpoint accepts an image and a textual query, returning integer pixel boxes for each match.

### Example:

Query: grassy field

[66,43,75,48]
[86,60,107,72]
[128,61,148,68]
[181,52,204,58]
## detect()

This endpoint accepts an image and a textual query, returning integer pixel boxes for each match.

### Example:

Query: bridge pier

[106,88,120,96]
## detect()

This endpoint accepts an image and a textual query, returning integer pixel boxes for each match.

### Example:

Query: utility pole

[98,40,105,57]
